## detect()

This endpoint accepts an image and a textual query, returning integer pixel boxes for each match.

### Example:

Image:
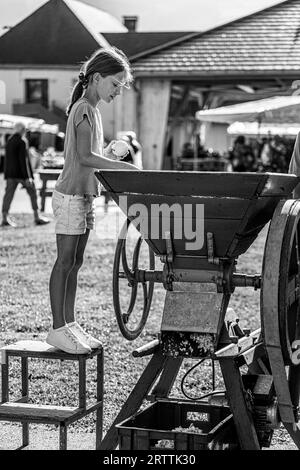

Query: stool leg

[59,424,68,450]
[21,357,29,447]
[1,354,9,403]
[22,422,29,448]
[96,351,104,449]
[78,358,86,409]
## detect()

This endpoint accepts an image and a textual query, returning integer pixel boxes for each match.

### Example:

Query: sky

[0,0,285,32]
[85,0,285,31]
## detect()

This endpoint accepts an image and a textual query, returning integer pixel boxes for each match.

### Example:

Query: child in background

[47,47,138,354]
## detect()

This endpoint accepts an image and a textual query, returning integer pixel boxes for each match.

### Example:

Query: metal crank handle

[132,339,160,358]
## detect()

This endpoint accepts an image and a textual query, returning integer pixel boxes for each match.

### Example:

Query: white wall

[0,68,80,113]
[0,67,139,143]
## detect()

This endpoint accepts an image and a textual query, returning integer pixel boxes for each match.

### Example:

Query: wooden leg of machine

[288,365,300,419]
[283,365,300,448]
[96,351,104,450]
[151,357,183,398]
[99,352,167,450]
[220,357,260,450]
[283,423,300,448]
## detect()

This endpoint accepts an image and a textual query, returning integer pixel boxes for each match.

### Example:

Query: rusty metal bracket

[165,231,174,264]
[207,232,221,265]
[221,262,235,293]
[161,232,175,291]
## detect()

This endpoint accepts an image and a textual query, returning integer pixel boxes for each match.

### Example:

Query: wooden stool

[0,340,103,450]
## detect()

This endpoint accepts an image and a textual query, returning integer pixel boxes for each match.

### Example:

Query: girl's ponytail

[66,80,84,116]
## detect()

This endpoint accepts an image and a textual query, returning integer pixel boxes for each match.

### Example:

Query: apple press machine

[95,170,300,451]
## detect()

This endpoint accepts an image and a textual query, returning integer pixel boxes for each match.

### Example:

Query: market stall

[196,96,300,172]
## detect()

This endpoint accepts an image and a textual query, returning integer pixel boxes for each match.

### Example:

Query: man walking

[1,122,49,227]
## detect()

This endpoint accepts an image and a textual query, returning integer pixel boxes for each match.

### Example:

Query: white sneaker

[46,326,91,354]
[67,322,102,349]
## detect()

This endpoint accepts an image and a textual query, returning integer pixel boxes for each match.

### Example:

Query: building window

[25,79,48,108]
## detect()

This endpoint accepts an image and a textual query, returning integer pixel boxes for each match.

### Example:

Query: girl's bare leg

[49,234,80,329]
[64,230,90,324]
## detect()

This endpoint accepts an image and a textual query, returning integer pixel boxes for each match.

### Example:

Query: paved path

[0,173,53,214]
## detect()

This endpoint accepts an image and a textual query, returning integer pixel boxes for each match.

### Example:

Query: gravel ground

[0,422,96,450]
[0,210,297,450]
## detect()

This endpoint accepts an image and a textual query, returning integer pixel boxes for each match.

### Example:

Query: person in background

[181,142,194,159]
[269,135,287,173]
[229,135,255,172]
[1,122,49,227]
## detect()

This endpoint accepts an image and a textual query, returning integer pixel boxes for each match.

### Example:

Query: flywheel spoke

[113,219,155,340]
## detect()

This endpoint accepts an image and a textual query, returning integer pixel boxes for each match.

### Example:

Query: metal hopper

[96,171,298,260]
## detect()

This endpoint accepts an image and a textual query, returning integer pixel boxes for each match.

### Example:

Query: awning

[196,95,300,124]
[0,114,59,134]
[227,121,300,137]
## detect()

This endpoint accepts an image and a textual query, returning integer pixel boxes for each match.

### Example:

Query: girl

[47,47,138,354]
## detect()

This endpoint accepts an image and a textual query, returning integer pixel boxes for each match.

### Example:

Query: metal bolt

[230,336,239,344]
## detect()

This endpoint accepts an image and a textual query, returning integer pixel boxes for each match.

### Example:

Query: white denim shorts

[52,190,96,235]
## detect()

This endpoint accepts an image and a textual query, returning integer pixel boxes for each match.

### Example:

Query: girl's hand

[103,140,116,158]
[104,140,130,161]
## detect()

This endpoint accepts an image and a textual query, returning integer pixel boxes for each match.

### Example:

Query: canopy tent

[196,96,300,125]
[227,121,300,137]
[0,114,59,134]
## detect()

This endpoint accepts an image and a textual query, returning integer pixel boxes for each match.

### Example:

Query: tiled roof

[102,32,196,59]
[132,0,300,76]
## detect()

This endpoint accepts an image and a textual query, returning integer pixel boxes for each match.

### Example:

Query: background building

[1,0,300,169]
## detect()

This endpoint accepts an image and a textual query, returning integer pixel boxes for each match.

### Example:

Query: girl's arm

[77,118,140,170]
